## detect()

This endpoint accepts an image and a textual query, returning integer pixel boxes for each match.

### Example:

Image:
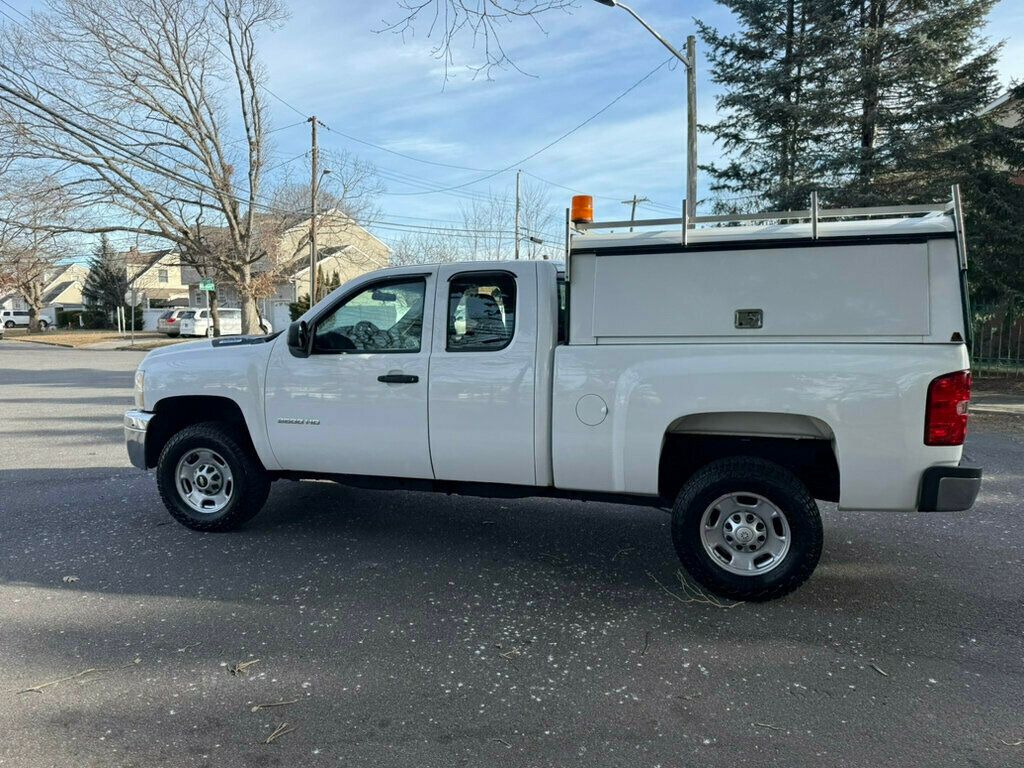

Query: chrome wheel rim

[699,492,791,576]
[175,448,233,514]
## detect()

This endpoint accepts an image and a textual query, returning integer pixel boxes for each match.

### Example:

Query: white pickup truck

[125,193,981,600]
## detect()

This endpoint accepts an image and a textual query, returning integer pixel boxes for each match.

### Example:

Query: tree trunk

[241,296,260,335]
[208,289,221,338]
[25,281,44,333]
[858,0,887,186]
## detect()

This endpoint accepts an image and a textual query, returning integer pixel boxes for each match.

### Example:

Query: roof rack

[568,185,964,253]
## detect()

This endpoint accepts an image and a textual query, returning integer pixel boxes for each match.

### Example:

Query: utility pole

[686,34,697,223]
[622,194,650,231]
[308,115,319,304]
[514,169,521,260]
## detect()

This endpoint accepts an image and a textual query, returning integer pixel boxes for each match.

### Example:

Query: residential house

[0,263,89,322]
[125,249,192,309]
[184,212,390,331]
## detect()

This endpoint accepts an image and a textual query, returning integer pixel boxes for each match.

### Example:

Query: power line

[387,56,674,197]
[0,4,24,27]
[0,0,28,20]
[319,126,497,173]
[521,170,679,213]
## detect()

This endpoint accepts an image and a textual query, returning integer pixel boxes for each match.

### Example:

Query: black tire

[671,457,823,602]
[38,319,49,330]
[4,320,13,328]
[156,422,271,532]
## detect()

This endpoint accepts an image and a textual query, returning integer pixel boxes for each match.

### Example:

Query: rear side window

[447,272,516,352]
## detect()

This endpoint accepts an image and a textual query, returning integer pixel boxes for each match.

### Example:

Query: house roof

[979,91,1017,116]
[124,249,175,268]
[41,280,75,304]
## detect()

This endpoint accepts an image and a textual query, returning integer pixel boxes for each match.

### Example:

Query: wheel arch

[145,395,261,469]
[658,411,840,503]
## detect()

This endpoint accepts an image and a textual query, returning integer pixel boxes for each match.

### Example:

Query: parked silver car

[156,309,189,336]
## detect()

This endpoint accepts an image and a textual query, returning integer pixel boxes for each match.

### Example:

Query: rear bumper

[918,461,982,512]
[124,410,154,470]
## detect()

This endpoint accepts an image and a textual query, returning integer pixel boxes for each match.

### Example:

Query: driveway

[1,341,1022,767]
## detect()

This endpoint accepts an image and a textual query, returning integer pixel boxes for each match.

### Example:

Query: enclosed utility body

[567,216,966,345]
[553,196,974,515]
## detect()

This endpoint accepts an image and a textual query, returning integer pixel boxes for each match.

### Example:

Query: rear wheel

[37,319,49,330]
[156,422,270,531]
[671,457,823,601]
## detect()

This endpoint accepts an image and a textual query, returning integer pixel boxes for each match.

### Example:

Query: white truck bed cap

[573,210,954,251]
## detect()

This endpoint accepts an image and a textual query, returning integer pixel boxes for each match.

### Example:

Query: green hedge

[57,305,144,330]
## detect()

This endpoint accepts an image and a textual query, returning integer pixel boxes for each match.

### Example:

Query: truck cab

[125,192,981,601]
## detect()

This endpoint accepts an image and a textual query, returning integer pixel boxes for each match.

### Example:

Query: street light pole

[592,0,697,221]
[308,115,318,305]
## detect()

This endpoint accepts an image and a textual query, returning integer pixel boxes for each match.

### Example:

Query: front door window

[314,279,426,354]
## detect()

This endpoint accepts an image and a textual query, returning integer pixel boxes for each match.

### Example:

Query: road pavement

[1,341,1022,767]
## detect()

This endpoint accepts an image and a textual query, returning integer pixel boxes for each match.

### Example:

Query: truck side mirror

[287,319,310,357]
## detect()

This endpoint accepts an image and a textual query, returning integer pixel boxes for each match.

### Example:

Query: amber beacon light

[571,195,594,224]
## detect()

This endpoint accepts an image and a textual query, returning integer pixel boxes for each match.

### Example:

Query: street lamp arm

[612,1,691,68]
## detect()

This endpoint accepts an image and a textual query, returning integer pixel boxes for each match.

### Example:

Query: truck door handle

[377,374,419,384]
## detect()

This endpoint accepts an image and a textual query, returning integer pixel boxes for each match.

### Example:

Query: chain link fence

[972,303,1024,377]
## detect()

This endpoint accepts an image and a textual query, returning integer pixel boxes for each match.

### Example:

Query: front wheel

[3,321,13,328]
[156,422,271,531]
[37,319,49,330]
[671,457,823,601]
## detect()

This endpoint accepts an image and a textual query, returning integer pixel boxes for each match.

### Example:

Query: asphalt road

[1,341,1022,768]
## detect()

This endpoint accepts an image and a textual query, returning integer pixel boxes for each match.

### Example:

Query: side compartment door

[264,273,436,478]
[428,264,537,485]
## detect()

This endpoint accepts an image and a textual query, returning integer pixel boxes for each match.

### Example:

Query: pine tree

[81,235,127,323]
[825,0,1006,205]
[701,1,1024,307]
[698,0,847,210]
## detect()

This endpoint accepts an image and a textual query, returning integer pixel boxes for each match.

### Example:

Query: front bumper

[918,461,982,512]
[124,410,154,470]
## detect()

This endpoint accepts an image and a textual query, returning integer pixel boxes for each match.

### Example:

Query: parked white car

[176,308,271,337]
[125,192,981,601]
[156,309,190,336]
[1,309,48,329]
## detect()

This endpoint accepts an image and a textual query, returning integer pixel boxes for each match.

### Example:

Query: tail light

[925,371,971,446]
[167,317,176,323]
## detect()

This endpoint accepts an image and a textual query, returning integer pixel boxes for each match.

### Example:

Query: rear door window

[446,272,517,352]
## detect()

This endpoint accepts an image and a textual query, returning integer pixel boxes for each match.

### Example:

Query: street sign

[199,279,215,292]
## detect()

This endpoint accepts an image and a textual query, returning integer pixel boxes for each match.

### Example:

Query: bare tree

[383,0,575,81]
[0,0,287,333]
[0,173,71,332]
[390,227,466,266]
[391,178,562,264]
[517,180,559,259]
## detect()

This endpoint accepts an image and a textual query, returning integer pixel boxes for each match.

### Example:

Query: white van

[177,308,271,337]
[1,309,47,329]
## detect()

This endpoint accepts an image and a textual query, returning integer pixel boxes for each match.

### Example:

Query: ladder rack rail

[573,190,960,239]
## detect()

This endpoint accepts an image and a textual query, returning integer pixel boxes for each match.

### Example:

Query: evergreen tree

[81,235,128,322]
[698,0,847,211]
[825,0,1006,206]
[701,1,1024,307]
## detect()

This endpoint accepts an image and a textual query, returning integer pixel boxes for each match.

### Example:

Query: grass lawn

[2,328,181,349]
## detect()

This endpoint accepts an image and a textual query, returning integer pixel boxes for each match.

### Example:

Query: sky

[3,0,1023,252]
